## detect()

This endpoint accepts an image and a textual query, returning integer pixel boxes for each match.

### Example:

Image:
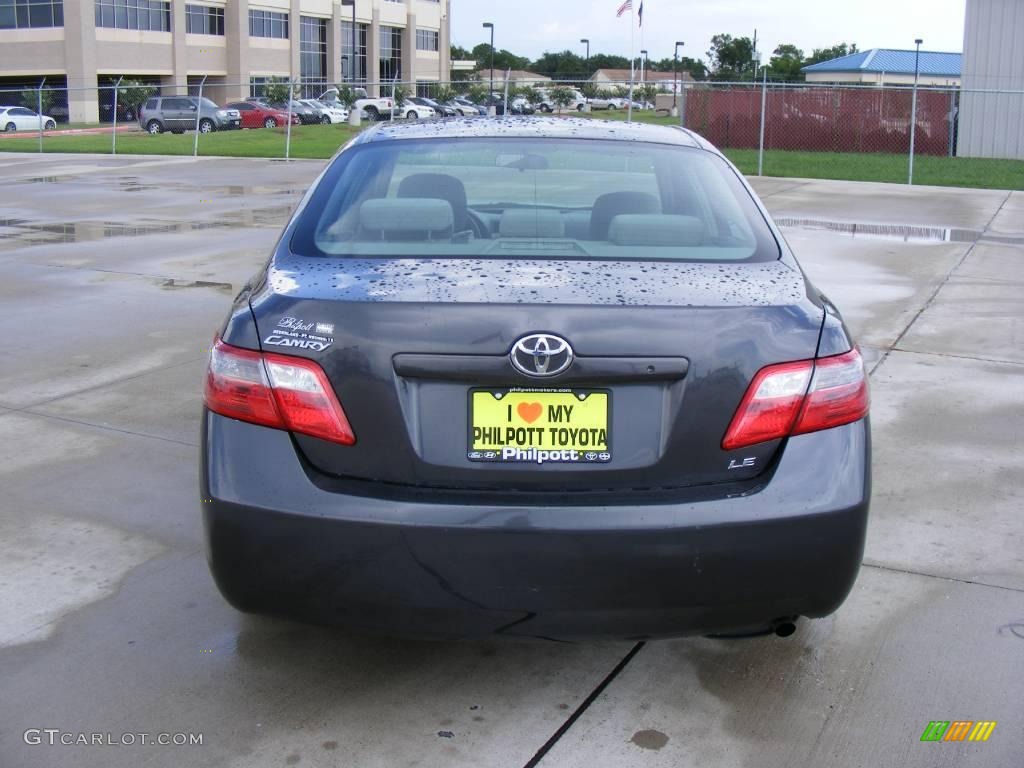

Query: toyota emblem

[510,333,574,377]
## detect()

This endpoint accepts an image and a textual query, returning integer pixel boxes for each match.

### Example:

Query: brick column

[439,0,450,83]
[402,3,415,89]
[327,2,342,87]
[226,0,250,100]
[63,0,99,122]
[168,0,188,94]
[367,4,380,96]
[290,0,302,82]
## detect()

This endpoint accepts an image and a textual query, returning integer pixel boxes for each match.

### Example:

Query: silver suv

[138,96,241,134]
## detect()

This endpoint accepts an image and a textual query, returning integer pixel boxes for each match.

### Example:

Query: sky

[450,0,967,65]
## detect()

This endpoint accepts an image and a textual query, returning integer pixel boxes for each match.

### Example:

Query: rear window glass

[290,138,779,262]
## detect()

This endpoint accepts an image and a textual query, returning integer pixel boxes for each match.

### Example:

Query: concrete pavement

[0,155,1021,768]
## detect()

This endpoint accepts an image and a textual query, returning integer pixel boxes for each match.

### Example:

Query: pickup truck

[319,87,394,120]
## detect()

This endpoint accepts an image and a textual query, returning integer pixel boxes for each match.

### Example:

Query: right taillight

[722,348,868,451]
[204,338,355,445]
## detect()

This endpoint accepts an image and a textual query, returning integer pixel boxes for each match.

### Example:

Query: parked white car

[1,106,56,132]
[301,99,348,124]
[319,87,394,121]
[397,101,435,120]
[589,95,628,110]
[535,89,587,113]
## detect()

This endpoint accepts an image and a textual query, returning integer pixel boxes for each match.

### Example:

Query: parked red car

[224,101,299,129]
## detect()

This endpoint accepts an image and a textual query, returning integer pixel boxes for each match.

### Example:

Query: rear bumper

[201,412,870,639]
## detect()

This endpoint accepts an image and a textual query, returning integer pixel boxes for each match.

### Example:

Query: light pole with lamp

[908,38,923,185]
[482,22,494,96]
[673,41,684,112]
[640,48,648,87]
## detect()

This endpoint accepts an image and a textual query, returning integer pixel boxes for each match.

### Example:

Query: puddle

[12,174,307,199]
[0,205,294,250]
[775,217,982,244]
[158,277,233,293]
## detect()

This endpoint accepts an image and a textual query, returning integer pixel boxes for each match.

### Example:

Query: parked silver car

[138,96,241,135]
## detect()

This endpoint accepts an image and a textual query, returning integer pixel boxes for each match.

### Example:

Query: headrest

[607,214,706,247]
[358,198,454,238]
[499,209,565,238]
[397,173,468,231]
[590,191,661,240]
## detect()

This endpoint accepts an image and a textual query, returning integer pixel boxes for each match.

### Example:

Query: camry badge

[510,333,574,377]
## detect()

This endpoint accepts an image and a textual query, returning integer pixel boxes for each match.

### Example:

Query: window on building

[379,25,402,83]
[249,8,287,39]
[415,28,438,52]
[0,0,64,29]
[249,76,269,98]
[341,20,368,85]
[300,16,328,97]
[185,4,223,35]
[95,0,171,32]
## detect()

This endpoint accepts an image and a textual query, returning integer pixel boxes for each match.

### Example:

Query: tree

[637,83,659,105]
[648,56,708,80]
[769,44,805,80]
[548,85,576,112]
[331,84,358,107]
[707,34,755,79]
[804,43,859,67]
[390,83,411,113]
[263,76,294,104]
[464,83,489,104]
[510,84,543,105]
[21,87,55,113]
[430,83,456,102]
[586,53,631,74]
[117,79,157,110]
[530,50,587,80]
[472,42,530,74]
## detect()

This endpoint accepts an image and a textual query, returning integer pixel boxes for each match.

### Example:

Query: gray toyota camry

[201,117,870,640]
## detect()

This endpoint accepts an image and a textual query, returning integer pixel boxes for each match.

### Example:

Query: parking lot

[0,153,1021,768]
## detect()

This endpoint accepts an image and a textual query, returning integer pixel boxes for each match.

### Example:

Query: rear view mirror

[496,153,549,171]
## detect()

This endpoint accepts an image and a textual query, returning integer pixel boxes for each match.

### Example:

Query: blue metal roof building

[802,49,962,85]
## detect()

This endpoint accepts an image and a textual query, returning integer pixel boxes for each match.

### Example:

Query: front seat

[589,191,661,240]
[397,173,470,233]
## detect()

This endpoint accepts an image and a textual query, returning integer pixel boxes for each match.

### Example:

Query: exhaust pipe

[774,620,797,638]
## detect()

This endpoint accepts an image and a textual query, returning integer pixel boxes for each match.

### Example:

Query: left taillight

[204,338,355,445]
[721,348,868,451]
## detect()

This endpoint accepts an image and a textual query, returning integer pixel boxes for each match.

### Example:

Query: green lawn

[0,123,362,159]
[3,120,1023,190]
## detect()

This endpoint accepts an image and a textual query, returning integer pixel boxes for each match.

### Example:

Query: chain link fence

[0,76,1021,189]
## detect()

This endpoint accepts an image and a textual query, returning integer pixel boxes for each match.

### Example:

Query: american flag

[616,0,631,17]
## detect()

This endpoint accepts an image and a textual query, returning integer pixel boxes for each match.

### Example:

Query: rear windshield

[290,138,779,262]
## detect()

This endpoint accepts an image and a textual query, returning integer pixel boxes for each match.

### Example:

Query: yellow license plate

[468,388,611,464]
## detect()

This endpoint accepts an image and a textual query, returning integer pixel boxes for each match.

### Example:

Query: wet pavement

[0,154,1021,768]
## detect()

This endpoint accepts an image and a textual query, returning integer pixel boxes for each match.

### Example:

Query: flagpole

[627,1,635,122]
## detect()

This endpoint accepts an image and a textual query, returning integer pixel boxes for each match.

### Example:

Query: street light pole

[482,22,494,94]
[908,37,923,185]
[673,41,684,109]
[580,38,589,79]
